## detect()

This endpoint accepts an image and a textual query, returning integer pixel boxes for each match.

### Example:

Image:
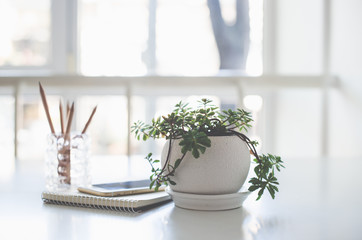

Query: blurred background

[0,0,361,181]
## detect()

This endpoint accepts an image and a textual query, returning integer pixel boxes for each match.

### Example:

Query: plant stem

[160,138,173,174]
[228,129,261,163]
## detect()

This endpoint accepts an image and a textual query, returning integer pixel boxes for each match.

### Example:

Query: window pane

[79,0,149,76]
[78,96,128,156]
[18,95,58,161]
[156,0,219,75]
[0,96,15,179]
[0,0,50,66]
[79,0,262,76]
[274,89,322,158]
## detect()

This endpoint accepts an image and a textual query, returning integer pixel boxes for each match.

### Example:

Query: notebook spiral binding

[41,192,141,213]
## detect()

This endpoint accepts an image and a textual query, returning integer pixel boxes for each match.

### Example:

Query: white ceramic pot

[161,135,250,195]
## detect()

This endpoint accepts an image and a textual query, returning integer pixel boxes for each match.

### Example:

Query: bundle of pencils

[39,82,97,184]
[39,82,97,136]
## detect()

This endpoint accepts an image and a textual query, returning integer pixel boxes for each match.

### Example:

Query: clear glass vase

[45,133,91,191]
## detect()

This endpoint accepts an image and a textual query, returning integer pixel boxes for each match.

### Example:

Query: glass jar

[45,133,91,190]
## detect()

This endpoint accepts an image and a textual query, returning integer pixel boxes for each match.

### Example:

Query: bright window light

[0,0,50,67]
[243,95,263,111]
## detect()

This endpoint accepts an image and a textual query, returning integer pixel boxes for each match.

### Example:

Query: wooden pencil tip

[38,82,55,134]
[81,105,98,134]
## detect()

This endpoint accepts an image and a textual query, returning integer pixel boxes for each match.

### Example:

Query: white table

[1,158,362,240]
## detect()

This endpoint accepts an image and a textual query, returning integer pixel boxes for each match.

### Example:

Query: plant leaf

[174,158,182,169]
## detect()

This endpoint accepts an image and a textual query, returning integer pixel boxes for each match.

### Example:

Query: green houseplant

[132,99,284,200]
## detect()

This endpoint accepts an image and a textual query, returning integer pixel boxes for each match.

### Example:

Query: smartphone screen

[78,179,160,197]
[93,179,151,190]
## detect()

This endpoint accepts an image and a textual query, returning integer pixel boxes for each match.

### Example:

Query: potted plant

[132,99,284,203]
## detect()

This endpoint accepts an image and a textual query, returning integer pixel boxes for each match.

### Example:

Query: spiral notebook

[41,189,171,213]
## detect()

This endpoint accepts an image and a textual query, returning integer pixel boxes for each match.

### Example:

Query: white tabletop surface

[1,157,362,240]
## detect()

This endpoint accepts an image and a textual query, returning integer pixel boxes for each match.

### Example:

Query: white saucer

[165,187,251,211]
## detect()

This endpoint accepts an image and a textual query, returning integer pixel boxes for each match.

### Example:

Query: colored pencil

[65,102,75,137]
[39,82,55,134]
[59,99,65,134]
[82,106,97,134]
